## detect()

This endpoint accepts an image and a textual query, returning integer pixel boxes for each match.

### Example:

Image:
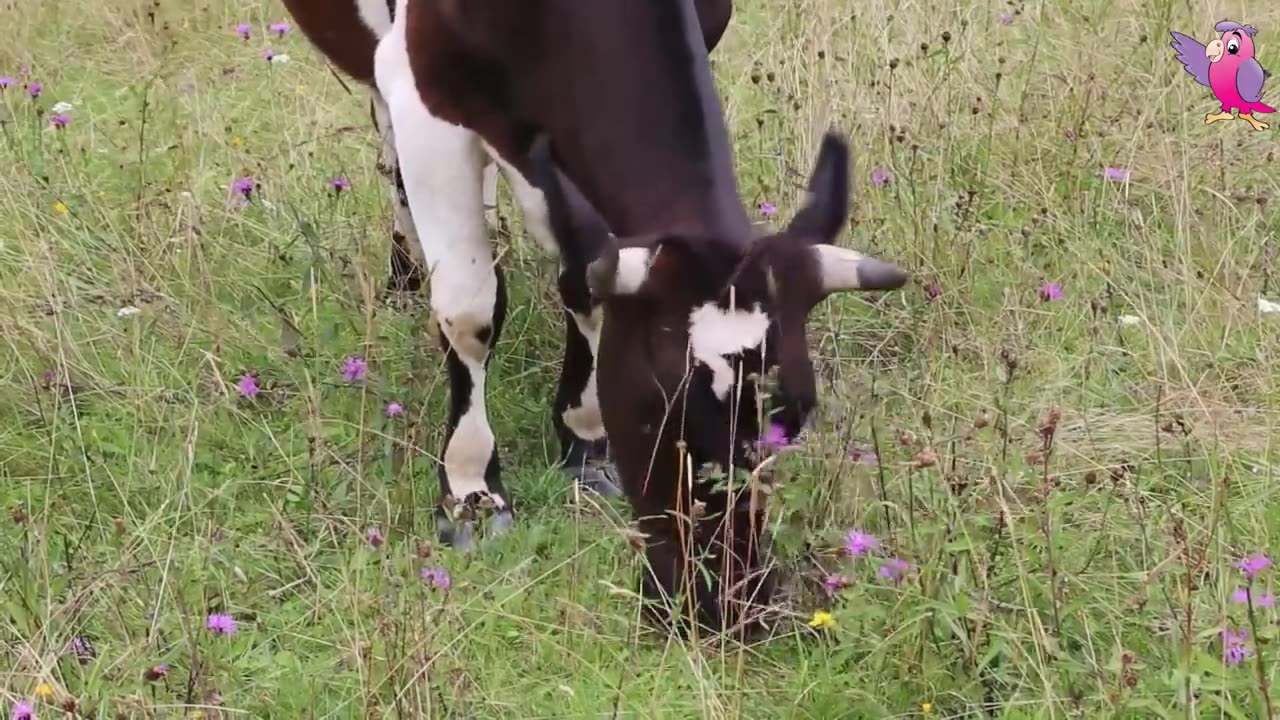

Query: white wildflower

[269,54,291,64]
[117,305,141,318]
[1259,297,1280,315]
[1118,315,1142,326]
[51,101,74,113]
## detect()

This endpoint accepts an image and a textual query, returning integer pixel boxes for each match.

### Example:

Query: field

[4,0,1280,716]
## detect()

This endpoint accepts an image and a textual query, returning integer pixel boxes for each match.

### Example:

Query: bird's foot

[1205,112,1234,125]
[1240,114,1269,131]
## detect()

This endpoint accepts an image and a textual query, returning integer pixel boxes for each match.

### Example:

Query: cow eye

[1228,38,1240,54]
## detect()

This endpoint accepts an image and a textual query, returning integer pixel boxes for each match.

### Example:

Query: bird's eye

[1228,39,1240,54]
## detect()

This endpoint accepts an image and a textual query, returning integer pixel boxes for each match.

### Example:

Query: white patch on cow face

[688,302,771,400]
[355,0,393,36]
[613,247,655,294]
[562,306,606,441]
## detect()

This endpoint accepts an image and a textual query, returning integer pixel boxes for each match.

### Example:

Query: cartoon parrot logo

[1170,21,1274,131]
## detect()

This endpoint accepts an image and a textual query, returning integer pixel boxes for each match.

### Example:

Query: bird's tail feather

[1256,103,1276,114]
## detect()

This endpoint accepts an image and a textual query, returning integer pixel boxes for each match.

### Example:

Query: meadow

[3,0,1280,716]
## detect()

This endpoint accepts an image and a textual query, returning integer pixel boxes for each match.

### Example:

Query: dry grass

[3,0,1280,717]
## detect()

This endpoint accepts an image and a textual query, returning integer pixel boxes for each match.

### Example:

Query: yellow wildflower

[807,610,836,629]
[229,136,244,148]
[53,201,69,215]
[922,702,934,714]
[34,682,55,700]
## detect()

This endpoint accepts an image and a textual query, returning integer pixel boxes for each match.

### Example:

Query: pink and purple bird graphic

[1170,21,1273,131]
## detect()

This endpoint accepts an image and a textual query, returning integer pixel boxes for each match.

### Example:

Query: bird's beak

[1206,38,1224,63]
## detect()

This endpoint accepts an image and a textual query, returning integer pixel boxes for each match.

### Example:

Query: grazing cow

[281,0,734,546]
[285,0,909,633]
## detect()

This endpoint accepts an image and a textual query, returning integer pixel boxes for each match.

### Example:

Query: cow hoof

[437,515,475,552]
[573,463,625,499]
[489,509,515,536]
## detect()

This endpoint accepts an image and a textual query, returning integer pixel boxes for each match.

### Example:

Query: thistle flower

[420,567,451,590]
[846,530,879,556]
[206,613,237,635]
[341,355,367,382]
[1237,552,1272,578]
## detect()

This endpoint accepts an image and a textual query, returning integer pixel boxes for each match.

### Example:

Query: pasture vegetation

[2,0,1279,716]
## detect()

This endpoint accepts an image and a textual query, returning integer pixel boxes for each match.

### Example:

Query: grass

[3,0,1280,716]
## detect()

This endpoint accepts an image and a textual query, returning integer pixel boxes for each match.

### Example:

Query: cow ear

[785,132,850,242]
[526,135,650,297]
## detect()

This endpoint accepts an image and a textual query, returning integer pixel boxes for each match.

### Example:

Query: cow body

[283,0,909,635]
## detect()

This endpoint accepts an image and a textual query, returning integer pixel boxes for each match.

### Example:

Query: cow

[283,0,910,635]
[281,0,736,547]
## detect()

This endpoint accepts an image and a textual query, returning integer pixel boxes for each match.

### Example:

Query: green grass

[4,0,1280,716]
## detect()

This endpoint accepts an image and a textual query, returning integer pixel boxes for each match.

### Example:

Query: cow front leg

[370,91,425,298]
[376,17,512,549]
[491,155,622,498]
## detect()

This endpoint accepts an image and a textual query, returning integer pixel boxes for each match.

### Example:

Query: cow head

[528,131,908,635]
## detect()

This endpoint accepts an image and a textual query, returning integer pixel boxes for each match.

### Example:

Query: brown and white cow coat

[282,0,908,633]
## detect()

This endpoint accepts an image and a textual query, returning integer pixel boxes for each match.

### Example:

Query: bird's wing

[1169,31,1212,87]
[1237,58,1268,103]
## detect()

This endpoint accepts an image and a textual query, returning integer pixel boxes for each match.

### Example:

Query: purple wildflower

[330,176,352,193]
[871,167,892,188]
[923,282,943,301]
[49,113,70,128]
[846,530,879,556]
[269,21,292,36]
[420,567,452,590]
[206,613,238,636]
[230,177,255,197]
[341,355,368,382]
[385,401,404,417]
[758,201,777,218]
[0,77,15,89]
[879,557,914,581]
[236,373,259,398]
[998,13,1014,25]
[27,82,42,99]
[1223,627,1252,665]
[235,23,252,39]
[365,526,385,548]
[262,48,276,62]
[756,421,790,451]
[11,701,34,720]
[1039,282,1064,302]
[1103,166,1130,182]
[823,574,853,595]
[1231,587,1277,607]
[1238,552,1272,578]
[143,663,169,681]
[68,636,95,664]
